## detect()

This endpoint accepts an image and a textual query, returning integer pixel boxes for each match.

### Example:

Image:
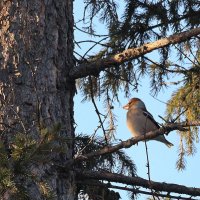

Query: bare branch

[75,170,200,197]
[70,27,200,79]
[82,37,109,58]
[65,121,200,167]
[77,180,199,200]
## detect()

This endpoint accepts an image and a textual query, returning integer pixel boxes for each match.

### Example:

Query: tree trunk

[0,0,75,199]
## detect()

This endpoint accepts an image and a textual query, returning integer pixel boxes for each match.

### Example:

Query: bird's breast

[126,109,158,137]
[126,110,145,137]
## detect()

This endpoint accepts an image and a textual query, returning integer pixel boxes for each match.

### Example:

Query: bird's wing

[142,109,160,129]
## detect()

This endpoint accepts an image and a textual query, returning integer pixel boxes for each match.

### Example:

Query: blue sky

[73,1,200,199]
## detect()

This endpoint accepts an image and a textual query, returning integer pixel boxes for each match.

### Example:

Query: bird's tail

[155,135,174,148]
[165,140,174,148]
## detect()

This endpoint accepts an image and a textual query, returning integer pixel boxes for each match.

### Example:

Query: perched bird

[123,98,173,148]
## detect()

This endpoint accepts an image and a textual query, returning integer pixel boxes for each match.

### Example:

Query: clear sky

[73,1,200,199]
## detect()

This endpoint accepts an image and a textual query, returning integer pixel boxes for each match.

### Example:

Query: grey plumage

[123,98,173,148]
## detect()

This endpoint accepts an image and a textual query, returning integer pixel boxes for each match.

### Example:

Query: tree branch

[70,27,200,79]
[75,170,200,197]
[77,180,199,200]
[65,121,200,166]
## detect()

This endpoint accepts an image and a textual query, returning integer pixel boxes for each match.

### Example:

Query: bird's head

[123,98,146,110]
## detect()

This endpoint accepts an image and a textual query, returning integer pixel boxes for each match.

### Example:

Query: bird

[123,98,173,148]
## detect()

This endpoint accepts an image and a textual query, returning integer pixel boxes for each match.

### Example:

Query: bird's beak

[123,103,129,110]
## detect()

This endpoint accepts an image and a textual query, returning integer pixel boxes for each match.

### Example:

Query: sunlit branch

[70,27,200,79]
[65,121,200,167]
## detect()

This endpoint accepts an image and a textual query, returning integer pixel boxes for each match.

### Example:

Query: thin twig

[144,117,157,200]
[76,39,109,47]
[82,37,109,58]
[105,90,116,140]
[145,140,157,200]
[144,56,187,74]
[88,75,108,144]
[75,114,109,158]
[74,24,109,37]
[74,132,96,158]
[189,48,200,65]
[158,108,188,124]
[75,93,118,157]
[174,45,197,66]
[172,108,188,123]
[104,69,135,86]
[158,116,168,124]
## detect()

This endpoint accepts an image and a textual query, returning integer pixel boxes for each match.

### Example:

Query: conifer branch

[70,27,200,79]
[77,180,199,200]
[75,170,200,197]
[65,121,200,167]
[106,184,197,200]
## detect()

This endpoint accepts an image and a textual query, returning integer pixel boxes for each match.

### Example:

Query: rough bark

[0,0,75,199]
[70,27,200,79]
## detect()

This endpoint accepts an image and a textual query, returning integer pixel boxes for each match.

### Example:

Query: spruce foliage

[0,125,67,199]
[75,134,136,199]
